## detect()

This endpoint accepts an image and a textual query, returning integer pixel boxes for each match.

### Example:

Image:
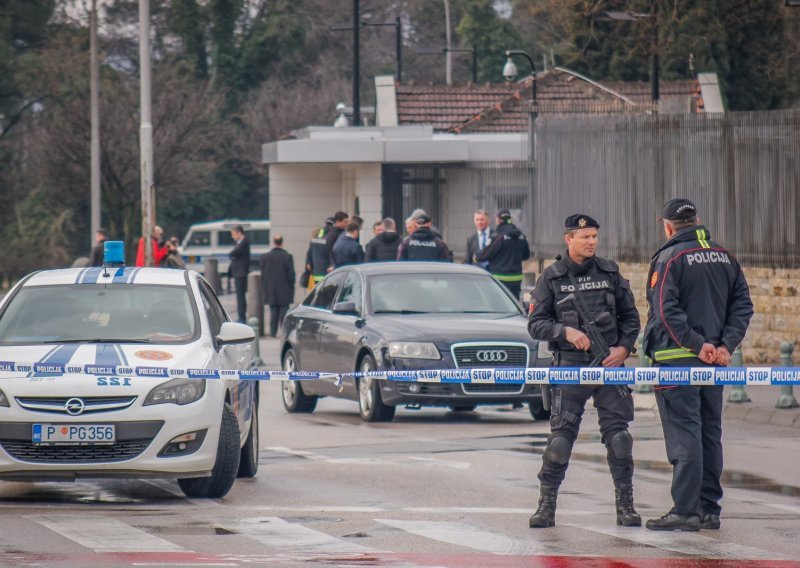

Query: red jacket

[135,237,168,267]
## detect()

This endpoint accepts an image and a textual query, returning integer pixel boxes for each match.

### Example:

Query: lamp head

[502,56,518,82]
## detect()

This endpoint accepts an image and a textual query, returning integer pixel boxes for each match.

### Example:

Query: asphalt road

[0,334,798,567]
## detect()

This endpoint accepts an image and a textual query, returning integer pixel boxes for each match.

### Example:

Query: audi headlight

[144,378,205,406]
[0,389,8,407]
[388,342,441,360]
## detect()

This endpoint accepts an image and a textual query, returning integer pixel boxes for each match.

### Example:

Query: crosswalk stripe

[29,514,186,552]
[219,517,372,554]
[566,523,792,561]
[375,518,563,556]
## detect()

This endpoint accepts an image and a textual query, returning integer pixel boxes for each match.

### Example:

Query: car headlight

[388,342,441,360]
[144,378,205,406]
[0,389,8,407]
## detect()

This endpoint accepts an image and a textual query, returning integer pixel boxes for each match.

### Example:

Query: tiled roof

[395,70,702,133]
[395,82,523,132]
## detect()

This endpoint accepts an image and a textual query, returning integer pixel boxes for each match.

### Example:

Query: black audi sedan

[278,262,551,422]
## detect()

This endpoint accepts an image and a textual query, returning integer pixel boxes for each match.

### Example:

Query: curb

[633,392,800,429]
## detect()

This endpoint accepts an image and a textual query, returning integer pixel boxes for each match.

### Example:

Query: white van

[180,219,271,274]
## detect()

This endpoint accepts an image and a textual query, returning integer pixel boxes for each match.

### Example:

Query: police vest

[545,257,620,353]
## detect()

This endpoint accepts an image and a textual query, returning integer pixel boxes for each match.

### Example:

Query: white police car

[0,244,258,498]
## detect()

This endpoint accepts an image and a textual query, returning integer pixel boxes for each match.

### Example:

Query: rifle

[556,291,611,367]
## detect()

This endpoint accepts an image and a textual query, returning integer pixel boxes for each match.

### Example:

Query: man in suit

[228,225,251,323]
[260,235,295,337]
[90,228,108,267]
[465,209,492,267]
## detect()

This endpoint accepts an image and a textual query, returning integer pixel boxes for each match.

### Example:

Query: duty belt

[554,350,595,366]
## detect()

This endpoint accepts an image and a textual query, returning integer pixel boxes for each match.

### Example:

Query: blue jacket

[332,234,364,267]
[643,225,753,365]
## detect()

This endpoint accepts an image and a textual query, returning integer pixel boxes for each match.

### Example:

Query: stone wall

[525,260,799,364]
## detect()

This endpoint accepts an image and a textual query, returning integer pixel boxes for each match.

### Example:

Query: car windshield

[0,284,197,345]
[369,273,521,315]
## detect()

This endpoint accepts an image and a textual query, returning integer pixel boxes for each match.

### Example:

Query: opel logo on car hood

[476,350,508,362]
[64,398,85,416]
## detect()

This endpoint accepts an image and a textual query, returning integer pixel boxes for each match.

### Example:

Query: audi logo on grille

[64,398,85,416]
[476,350,509,363]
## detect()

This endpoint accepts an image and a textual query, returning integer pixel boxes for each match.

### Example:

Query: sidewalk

[632,387,800,429]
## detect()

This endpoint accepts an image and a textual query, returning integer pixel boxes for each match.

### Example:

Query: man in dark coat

[365,218,403,262]
[325,211,349,269]
[260,235,295,337]
[90,228,108,267]
[397,214,453,262]
[476,209,531,299]
[332,222,364,267]
[228,225,251,323]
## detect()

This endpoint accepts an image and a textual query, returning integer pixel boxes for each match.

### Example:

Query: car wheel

[281,348,317,413]
[529,399,551,421]
[449,405,477,412]
[357,354,395,423]
[237,396,259,478]
[178,403,241,498]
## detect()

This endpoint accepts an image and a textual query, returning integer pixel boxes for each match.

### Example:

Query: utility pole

[138,0,155,265]
[90,0,100,249]
[443,0,452,85]
[352,0,361,127]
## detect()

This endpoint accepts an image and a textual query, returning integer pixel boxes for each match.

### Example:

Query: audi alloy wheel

[357,354,395,422]
[281,349,317,413]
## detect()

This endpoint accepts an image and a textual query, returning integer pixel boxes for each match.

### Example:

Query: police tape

[0,361,799,385]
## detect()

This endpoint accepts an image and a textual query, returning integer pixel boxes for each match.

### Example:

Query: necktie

[480,231,486,250]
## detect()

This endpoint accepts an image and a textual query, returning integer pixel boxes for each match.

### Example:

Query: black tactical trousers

[655,385,724,517]
[234,276,248,323]
[538,384,635,488]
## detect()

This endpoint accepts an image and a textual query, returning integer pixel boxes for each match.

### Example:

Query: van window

[217,231,235,246]
[187,231,211,247]
[250,230,270,245]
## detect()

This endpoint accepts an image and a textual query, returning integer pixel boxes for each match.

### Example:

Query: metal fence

[382,163,534,261]
[532,110,800,267]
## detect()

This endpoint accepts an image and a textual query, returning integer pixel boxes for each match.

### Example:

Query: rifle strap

[565,269,596,325]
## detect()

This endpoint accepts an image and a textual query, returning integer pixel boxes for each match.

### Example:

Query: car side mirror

[216,321,255,346]
[332,301,358,315]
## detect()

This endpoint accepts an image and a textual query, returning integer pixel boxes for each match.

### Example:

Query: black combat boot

[614,484,642,527]
[529,485,558,528]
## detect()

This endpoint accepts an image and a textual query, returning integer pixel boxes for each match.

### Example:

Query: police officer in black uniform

[305,218,333,286]
[397,214,453,262]
[476,209,531,298]
[644,199,753,531]
[528,214,641,528]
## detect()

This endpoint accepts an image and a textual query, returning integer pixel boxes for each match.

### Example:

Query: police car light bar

[103,241,125,267]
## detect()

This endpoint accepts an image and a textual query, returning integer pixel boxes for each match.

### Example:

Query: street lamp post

[605,10,660,104]
[416,45,478,83]
[139,0,155,265]
[331,5,404,126]
[352,0,360,127]
[502,50,537,163]
[90,0,100,249]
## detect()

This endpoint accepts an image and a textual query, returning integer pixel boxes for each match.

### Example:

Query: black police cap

[497,209,512,221]
[324,217,335,225]
[416,214,432,225]
[565,214,600,231]
[661,198,697,221]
